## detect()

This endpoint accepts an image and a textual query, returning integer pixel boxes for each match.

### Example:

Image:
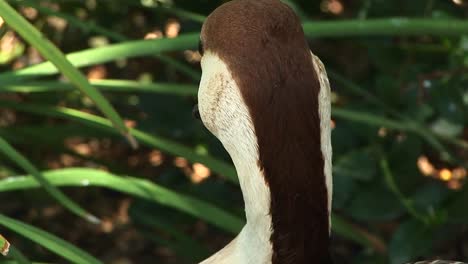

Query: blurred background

[0,0,467,263]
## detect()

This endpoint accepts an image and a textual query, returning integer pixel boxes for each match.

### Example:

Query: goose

[192,0,467,263]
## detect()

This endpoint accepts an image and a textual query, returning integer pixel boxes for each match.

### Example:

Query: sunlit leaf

[0,234,10,256]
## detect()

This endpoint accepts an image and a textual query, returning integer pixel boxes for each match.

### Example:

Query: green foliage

[0,0,134,146]
[0,0,467,263]
[0,168,243,233]
[0,136,98,222]
[0,214,102,264]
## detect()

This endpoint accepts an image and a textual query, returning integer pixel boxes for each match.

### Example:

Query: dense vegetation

[0,0,467,263]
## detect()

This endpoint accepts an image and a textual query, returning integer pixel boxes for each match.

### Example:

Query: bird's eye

[198,40,204,56]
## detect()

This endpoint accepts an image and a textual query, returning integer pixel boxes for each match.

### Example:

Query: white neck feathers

[199,53,273,264]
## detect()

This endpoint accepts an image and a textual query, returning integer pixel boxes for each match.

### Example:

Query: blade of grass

[0,234,10,256]
[332,107,411,131]
[0,168,243,233]
[416,129,453,163]
[0,214,102,264]
[303,18,468,38]
[436,133,468,150]
[0,100,238,183]
[0,0,135,147]
[0,136,99,223]
[0,125,108,145]
[12,0,201,82]
[0,33,199,84]
[0,80,197,96]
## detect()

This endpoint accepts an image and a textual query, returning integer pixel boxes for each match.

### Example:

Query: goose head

[196,0,333,263]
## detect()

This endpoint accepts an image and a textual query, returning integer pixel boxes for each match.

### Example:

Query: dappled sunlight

[148,150,164,166]
[417,156,466,190]
[173,156,188,168]
[19,6,38,20]
[191,163,211,184]
[452,0,467,6]
[165,19,180,38]
[46,16,67,31]
[320,0,344,15]
[0,0,467,263]
[144,30,163,40]
[0,31,23,64]
[87,65,108,80]
[184,49,201,63]
[378,127,387,137]
[99,199,131,233]
[173,158,212,183]
[417,156,435,176]
[124,119,137,129]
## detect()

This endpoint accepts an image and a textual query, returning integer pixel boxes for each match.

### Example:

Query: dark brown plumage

[201,0,331,263]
